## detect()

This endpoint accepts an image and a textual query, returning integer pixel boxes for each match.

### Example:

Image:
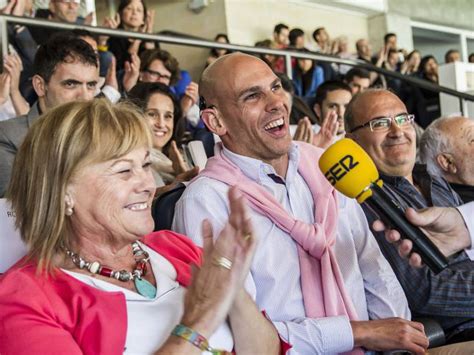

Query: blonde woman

[0,99,282,354]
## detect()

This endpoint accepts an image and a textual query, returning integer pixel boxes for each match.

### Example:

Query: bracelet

[172,324,230,355]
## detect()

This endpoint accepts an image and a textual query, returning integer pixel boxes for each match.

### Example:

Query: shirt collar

[379,172,407,186]
[221,142,300,185]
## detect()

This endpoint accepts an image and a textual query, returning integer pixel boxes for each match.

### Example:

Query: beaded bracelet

[172,324,231,355]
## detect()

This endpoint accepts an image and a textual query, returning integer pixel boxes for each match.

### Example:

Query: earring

[65,204,74,216]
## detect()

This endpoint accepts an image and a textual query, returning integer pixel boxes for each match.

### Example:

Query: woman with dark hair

[100,0,157,72]
[127,82,197,188]
[206,34,230,67]
[418,55,439,84]
[401,50,421,75]
[408,55,440,128]
[292,48,324,99]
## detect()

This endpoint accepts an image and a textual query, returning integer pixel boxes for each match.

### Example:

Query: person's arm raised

[157,187,278,354]
[4,53,29,116]
[293,116,314,144]
[122,53,141,92]
[312,111,338,149]
[372,206,471,267]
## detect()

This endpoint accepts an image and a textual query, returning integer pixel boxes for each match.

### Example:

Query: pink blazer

[0,231,201,355]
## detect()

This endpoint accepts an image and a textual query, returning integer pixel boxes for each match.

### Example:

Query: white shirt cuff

[316,315,354,353]
[272,315,354,354]
[186,104,201,127]
[457,202,474,260]
[101,85,121,104]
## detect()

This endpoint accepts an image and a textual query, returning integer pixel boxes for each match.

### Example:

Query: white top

[186,104,201,127]
[173,143,410,354]
[101,84,122,104]
[0,198,27,272]
[63,243,233,354]
[0,97,16,121]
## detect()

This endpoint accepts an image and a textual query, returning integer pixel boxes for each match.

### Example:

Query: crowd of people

[1,0,474,354]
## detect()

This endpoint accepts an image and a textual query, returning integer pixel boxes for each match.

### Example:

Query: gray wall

[412,27,463,63]
[387,0,474,31]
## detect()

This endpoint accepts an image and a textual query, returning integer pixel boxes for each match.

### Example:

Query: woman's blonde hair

[6,99,151,272]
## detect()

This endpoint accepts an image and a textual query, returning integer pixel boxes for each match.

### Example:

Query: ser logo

[324,154,359,185]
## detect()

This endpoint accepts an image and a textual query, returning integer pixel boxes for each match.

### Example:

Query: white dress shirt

[172,143,410,354]
[458,202,474,259]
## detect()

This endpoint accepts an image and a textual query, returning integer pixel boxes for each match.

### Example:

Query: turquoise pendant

[135,277,157,299]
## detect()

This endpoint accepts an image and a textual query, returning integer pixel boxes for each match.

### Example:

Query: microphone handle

[365,183,449,274]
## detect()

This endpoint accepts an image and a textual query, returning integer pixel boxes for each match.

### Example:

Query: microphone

[318,138,448,274]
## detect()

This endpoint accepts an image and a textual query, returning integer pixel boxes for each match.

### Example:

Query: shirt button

[263,166,273,174]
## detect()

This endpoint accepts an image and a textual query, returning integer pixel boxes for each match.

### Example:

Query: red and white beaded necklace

[65,241,157,298]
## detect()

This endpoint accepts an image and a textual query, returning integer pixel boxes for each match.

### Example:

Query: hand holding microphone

[319,138,448,274]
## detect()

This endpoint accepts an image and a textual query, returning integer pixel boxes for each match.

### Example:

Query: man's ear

[201,109,227,136]
[437,153,457,174]
[32,75,46,98]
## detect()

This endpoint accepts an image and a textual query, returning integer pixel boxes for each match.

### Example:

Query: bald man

[173,53,428,354]
[420,116,474,203]
[346,89,474,344]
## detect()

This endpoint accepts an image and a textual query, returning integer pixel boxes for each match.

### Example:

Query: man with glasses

[138,49,200,128]
[346,88,474,344]
[139,49,179,87]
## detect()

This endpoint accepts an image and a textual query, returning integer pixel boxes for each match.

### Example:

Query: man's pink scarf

[200,142,360,329]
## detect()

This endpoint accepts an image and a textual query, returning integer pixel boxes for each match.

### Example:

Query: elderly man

[49,0,81,23]
[346,89,474,343]
[173,53,428,354]
[0,33,99,197]
[420,116,474,203]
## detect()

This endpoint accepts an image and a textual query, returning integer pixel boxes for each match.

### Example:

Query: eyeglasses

[199,96,216,111]
[144,69,171,81]
[349,113,415,133]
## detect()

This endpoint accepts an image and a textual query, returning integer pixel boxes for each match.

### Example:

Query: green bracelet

[172,324,231,355]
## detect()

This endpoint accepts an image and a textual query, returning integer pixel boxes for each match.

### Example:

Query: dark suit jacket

[0,104,40,197]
